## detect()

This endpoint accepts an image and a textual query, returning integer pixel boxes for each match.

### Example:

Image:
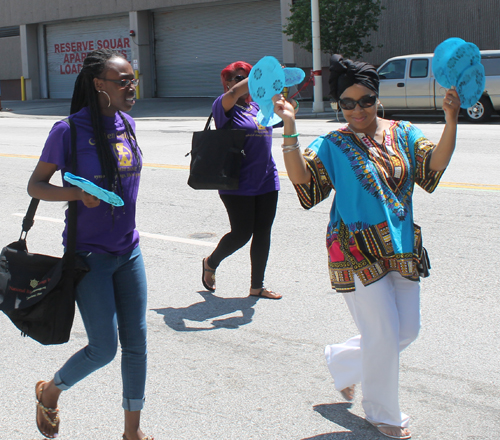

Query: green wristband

[282,133,300,138]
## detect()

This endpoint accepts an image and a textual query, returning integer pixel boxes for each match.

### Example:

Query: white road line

[12,213,216,248]
[13,214,64,223]
[139,231,216,247]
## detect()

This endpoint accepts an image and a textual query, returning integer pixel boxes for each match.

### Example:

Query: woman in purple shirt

[27,50,152,440]
[202,61,297,299]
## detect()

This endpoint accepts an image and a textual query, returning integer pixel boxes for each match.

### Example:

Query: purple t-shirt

[40,106,142,255]
[212,95,280,196]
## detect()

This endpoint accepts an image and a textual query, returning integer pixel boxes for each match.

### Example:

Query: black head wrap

[329,54,379,102]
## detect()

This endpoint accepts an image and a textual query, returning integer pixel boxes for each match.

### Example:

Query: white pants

[324,272,420,427]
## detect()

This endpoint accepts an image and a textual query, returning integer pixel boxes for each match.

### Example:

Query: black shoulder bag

[0,118,90,345]
[187,112,246,190]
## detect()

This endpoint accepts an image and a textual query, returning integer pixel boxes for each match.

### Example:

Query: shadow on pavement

[301,403,385,439]
[152,290,259,331]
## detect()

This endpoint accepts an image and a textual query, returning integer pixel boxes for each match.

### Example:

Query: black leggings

[207,190,278,289]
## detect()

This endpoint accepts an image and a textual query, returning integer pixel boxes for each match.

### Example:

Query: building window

[0,26,20,38]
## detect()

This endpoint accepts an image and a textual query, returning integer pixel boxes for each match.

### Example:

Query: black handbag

[416,243,431,278]
[187,112,246,190]
[0,118,90,345]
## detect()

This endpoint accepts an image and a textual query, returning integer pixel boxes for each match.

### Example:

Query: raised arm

[272,94,311,184]
[221,77,250,112]
[28,161,100,208]
[429,88,460,171]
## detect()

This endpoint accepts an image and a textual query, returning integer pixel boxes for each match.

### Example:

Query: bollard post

[134,70,140,100]
[21,76,26,101]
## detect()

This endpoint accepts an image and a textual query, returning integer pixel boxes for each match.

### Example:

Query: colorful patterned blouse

[294,121,444,292]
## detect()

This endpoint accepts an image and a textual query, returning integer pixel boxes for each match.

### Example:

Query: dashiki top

[294,120,445,292]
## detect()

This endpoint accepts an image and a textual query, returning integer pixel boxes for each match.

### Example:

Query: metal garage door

[154,0,283,97]
[45,16,130,98]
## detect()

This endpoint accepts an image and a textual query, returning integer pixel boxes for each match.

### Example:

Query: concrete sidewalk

[0,97,335,119]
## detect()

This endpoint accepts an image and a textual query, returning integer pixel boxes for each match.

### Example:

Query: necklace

[235,102,251,111]
[347,126,403,189]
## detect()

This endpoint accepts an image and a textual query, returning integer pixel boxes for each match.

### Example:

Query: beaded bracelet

[282,133,300,138]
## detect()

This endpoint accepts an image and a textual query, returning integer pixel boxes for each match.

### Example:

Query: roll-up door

[154,0,283,97]
[45,16,130,98]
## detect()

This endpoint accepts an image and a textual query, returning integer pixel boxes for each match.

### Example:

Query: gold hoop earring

[98,90,111,108]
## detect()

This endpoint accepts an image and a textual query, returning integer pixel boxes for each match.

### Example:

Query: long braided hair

[70,49,141,195]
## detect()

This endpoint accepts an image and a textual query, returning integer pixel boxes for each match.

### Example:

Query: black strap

[203,112,213,131]
[20,118,78,260]
[65,118,78,259]
[20,198,40,238]
[204,111,236,131]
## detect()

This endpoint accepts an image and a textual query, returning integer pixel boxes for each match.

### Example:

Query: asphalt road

[0,111,499,440]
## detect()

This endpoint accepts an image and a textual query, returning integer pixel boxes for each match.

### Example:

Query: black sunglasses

[338,94,377,110]
[98,78,140,87]
[229,75,247,83]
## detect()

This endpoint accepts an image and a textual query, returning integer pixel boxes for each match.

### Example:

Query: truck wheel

[462,96,493,123]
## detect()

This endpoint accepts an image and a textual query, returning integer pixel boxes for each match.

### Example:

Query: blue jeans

[54,246,148,411]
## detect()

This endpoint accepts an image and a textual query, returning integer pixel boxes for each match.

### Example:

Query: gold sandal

[366,419,411,439]
[36,380,60,439]
[122,435,154,440]
[340,384,355,401]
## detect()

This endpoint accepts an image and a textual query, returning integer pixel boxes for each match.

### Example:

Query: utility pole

[311,0,323,113]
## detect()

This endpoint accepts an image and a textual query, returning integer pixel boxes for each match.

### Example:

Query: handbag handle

[20,118,78,258]
[203,113,213,131]
[203,112,235,131]
[20,198,40,238]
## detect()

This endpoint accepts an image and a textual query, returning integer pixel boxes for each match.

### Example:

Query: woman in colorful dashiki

[28,50,152,440]
[272,54,460,439]
[201,61,298,300]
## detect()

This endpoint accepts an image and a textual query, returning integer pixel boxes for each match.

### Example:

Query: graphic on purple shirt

[212,95,280,196]
[40,106,142,255]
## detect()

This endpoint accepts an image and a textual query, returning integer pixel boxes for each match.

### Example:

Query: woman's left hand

[442,88,461,123]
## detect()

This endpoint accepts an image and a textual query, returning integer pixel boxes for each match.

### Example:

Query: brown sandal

[202,258,216,291]
[36,380,60,439]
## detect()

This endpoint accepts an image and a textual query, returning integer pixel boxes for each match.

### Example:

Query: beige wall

[1,0,499,99]
[0,36,22,79]
[0,0,255,27]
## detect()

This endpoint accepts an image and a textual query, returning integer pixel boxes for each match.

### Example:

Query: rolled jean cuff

[123,396,145,412]
[53,371,71,391]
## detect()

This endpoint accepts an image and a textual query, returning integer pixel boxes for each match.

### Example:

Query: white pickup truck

[377,50,500,122]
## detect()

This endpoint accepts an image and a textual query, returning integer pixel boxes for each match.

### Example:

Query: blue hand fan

[432,37,485,108]
[456,63,486,108]
[248,56,305,126]
[64,172,124,207]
